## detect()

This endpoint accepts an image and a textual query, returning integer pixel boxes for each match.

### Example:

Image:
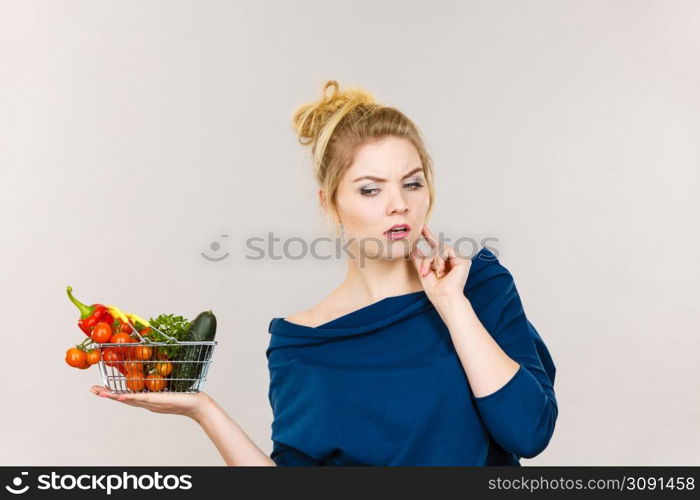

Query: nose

[386,186,409,215]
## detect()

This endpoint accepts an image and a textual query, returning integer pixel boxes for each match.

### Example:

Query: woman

[92,80,558,466]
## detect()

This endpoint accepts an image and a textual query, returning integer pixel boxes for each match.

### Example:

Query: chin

[383,242,413,260]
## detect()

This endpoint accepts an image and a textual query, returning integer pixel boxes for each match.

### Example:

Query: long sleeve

[468,258,558,459]
[270,441,322,466]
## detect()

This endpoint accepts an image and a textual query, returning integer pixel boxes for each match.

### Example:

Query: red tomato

[86,349,101,365]
[102,347,122,368]
[155,361,173,377]
[115,318,134,334]
[91,322,113,343]
[65,347,86,368]
[126,372,145,391]
[123,361,144,374]
[133,345,153,361]
[110,332,134,356]
[145,374,166,392]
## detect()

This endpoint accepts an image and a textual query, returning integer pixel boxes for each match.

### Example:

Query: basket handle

[106,305,181,344]
[116,312,179,343]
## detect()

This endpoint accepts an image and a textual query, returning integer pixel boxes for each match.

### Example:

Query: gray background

[1,0,698,465]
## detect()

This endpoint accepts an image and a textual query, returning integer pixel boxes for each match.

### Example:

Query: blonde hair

[291,80,435,237]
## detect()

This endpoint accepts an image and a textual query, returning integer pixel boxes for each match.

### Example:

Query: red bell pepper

[66,286,114,336]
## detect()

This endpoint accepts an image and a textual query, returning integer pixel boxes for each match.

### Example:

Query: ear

[318,188,328,212]
[319,188,342,225]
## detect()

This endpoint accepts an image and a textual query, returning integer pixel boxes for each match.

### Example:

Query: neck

[340,252,424,303]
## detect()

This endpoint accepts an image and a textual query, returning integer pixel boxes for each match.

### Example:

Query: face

[325,136,430,261]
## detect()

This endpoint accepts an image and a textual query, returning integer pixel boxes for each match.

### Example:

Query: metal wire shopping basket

[95,321,217,394]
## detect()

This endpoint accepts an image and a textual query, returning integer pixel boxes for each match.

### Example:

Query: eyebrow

[353,167,424,183]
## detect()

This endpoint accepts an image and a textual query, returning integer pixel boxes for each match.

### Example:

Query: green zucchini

[186,310,217,342]
[172,311,217,391]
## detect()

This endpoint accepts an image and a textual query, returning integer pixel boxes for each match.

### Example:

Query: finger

[411,244,431,277]
[421,255,432,277]
[116,399,142,407]
[421,259,438,285]
[443,247,457,273]
[92,386,112,396]
[422,225,437,249]
[411,244,425,260]
[108,394,144,406]
[423,227,442,274]
[439,245,458,277]
[447,246,466,267]
[425,225,441,251]
[426,241,441,278]
[435,249,446,278]
[117,392,152,403]
[410,246,425,274]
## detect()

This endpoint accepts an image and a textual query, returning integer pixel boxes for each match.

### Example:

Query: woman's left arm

[411,227,558,459]
[434,294,521,399]
[435,292,558,459]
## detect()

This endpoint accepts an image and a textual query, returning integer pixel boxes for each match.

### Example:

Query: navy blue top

[266,247,557,466]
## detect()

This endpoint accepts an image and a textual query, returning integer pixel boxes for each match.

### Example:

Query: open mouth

[384,224,411,239]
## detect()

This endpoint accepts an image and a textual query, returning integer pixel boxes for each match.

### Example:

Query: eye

[360,188,380,197]
[404,181,423,190]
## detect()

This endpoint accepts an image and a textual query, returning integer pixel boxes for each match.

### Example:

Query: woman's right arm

[191,394,276,466]
[90,386,275,466]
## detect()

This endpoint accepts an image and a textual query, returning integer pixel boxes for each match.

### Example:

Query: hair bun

[292,80,376,146]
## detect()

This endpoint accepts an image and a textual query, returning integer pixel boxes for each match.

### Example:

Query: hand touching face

[410,224,471,302]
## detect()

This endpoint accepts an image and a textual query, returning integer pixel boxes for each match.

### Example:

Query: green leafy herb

[146,313,191,359]
[147,314,190,339]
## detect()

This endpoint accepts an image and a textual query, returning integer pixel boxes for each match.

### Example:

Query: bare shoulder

[284,291,346,328]
[284,309,318,328]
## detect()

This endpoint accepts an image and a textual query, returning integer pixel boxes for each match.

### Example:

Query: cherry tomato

[102,347,123,369]
[110,332,134,356]
[126,372,145,391]
[78,359,91,369]
[91,322,113,343]
[123,361,145,374]
[86,349,100,365]
[132,345,153,361]
[118,318,134,334]
[145,374,166,392]
[139,327,152,337]
[155,361,173,376]
[65,347,86,368]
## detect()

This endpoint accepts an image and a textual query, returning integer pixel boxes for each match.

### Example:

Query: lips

[384,224,411,239]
